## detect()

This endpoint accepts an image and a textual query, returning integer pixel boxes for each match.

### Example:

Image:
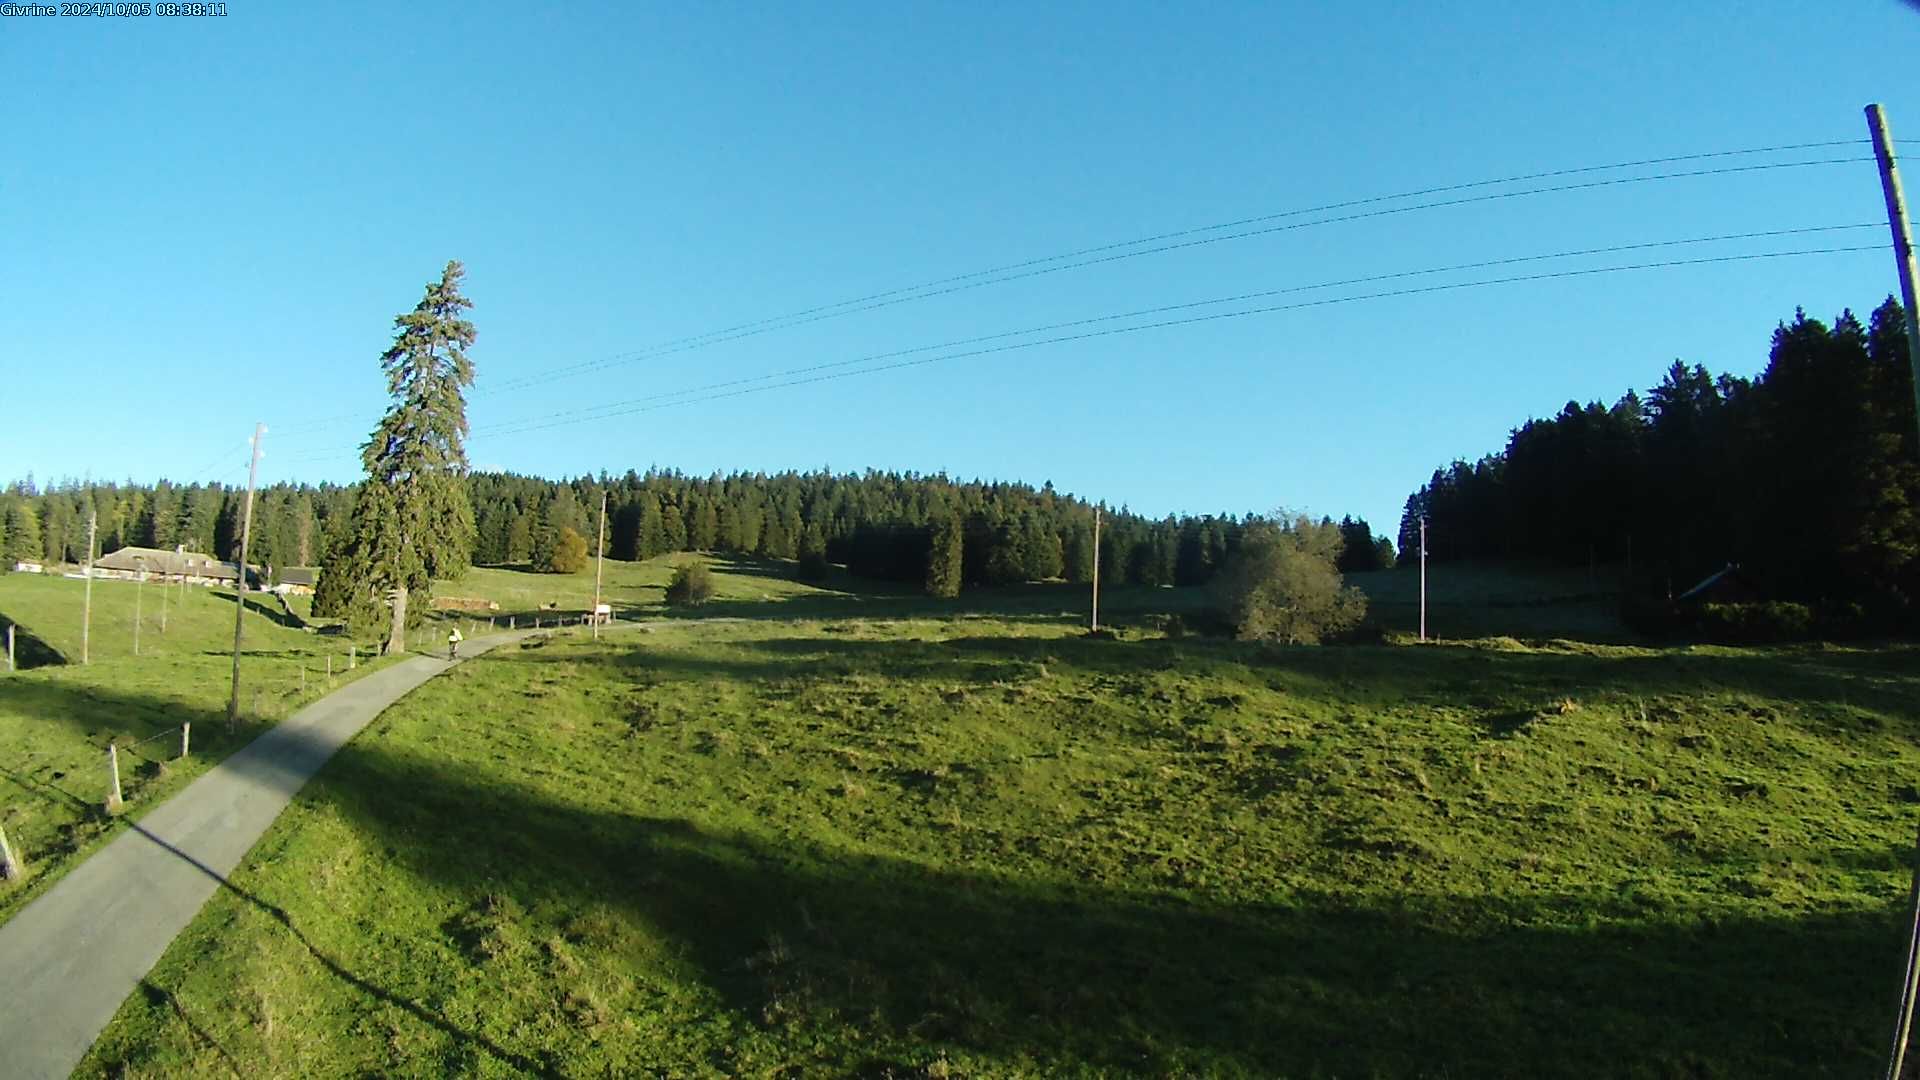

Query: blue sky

[4,3,1918,538]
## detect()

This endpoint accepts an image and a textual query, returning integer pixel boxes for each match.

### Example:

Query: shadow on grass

[206,590,304,630]
[247,733,1899,1076]
[123,817,562,1079]
[0,611,67,669]
[40,634,1914,1075]
[0,677,294,919]
[137,980,244,1078]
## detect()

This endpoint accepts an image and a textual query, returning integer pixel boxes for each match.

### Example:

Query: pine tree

[2,500,37,566]
[181,486,223,554]
[797,520,831,581]
[41,497,77,564]
[506,510,535,564]
[637,495,665,559]
[1062,520,1094,583]
[691,498,719,551]
[925,514,964,598]
[662,504,688,553]
[143,485,179,548]
[321,261,478,648]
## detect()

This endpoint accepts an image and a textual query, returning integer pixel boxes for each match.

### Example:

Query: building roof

[94,546,249,581]
[1676,563,1754,604]
[278,566,319,586]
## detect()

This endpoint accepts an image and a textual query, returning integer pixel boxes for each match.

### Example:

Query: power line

[472,242,1879,438]
[262,146,1880,451]
[481,147,1872,395]
[472,224,1884,433]
[473,243,1884,441]
[176,442,254,485]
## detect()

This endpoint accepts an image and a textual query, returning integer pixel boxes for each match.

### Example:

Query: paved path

[0,633,530,1080]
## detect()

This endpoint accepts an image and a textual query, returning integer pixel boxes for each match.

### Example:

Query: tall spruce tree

[319,261,477,650]
[925,514,964,598]
[691,498,719,551]
[2,500,36,566]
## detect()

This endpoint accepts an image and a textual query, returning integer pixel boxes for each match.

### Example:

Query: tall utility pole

[133,558,146,656]
[226,423,266,730]
[1090,505,1102,632]
[80,510,97,664]
[1868,104,1920,430]
[157,548,169,633]
[1867,103,1920,1080]
[592,490,608,641]
[1418,515,1428,643]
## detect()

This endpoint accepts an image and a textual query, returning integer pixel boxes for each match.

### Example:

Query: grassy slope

[435,556,830,622]
[1352,561,1631,642]
[0,572,403,924]
[79,598,1920,1076]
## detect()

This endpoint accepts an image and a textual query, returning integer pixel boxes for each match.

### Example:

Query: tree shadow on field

[108,816,564,1078]
[207,590,304,630]
[255,734,1902,1077]
[0,610,67,669]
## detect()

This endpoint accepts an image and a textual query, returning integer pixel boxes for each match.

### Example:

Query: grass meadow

[64,560,1920,1077]
[0,571,405,925]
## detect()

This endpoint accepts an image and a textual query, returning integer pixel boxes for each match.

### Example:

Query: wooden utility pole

[157,549,169,634]
[1418,516,1428,643]
[226,423,266,731]
[1868,105,1920,433]
[1869,103,1920,1080]
[593,490,608,641]
[133,560,146,656]
[81,510,97,664]
[1090,505,1102,632]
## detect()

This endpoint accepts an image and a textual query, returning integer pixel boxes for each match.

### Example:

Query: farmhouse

[270,566,319,596]
[91,546,262,588]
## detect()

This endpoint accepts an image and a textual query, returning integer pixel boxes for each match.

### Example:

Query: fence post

[509,615,515,630]
[350,643,357,670]
[5,623,13,673]
[105,745,123,813]
[0,823,18,881]
[326,654,333,681]
[179,722,190,760]
[300,665,307,692]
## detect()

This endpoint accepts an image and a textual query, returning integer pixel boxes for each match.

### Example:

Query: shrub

[666,563,715,606]
[1695,601,1813,643]
[1210,515,1366,645]
[540,526,589,574]
[797,551,833,583]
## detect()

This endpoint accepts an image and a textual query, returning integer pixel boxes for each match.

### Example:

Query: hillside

[0,572,402,924]
[79,608,1920,1076]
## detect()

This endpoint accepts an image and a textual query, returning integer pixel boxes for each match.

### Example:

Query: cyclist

[447,625,464,661]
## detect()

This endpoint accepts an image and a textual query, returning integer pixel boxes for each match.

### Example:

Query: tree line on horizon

[0,469,1397,595]
[2,256,1407,611]
[1398,296,1919,617]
